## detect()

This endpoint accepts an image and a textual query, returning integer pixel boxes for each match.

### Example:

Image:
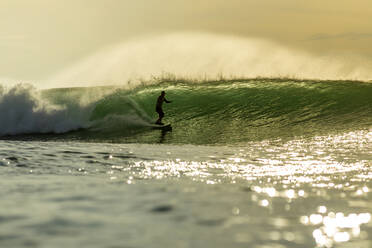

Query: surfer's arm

[164,98,172,103]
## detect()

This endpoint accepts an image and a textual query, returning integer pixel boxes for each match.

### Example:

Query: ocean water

[0,78,371,248]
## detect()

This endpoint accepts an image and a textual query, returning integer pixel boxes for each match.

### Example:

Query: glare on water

[0,130,370,247]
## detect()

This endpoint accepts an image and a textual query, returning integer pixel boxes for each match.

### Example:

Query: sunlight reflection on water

[1,130,370,247]
[304,211,371,247]
[118,130,371,185]
[109,130,371,247]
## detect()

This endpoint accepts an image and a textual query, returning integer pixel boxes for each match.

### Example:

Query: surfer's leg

[155,116,162,124]
[155,109,164,125]
[157,110,165,125]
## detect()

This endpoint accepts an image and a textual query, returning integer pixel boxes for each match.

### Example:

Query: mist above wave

[49,32,372,88]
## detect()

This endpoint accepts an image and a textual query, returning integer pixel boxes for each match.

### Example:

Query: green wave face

[80,79,372,144]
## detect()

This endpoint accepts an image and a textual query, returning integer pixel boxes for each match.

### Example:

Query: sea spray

[0,84,91,135]
[49,32,372,88]
[89,91,155,132]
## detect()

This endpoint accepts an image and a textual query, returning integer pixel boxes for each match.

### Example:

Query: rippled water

[0,129,371,247]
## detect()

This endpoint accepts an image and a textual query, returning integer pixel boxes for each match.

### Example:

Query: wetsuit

[155,94,170,124]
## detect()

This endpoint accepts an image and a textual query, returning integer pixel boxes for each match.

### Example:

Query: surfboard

[151,124,172,131]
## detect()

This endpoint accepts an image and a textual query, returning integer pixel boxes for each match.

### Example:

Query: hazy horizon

[1,0,372,83]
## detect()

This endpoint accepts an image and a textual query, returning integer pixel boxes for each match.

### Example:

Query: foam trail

[49,32,372,88]
[91,114,153,132]
[89,90,155,130]
[0,84,90,135]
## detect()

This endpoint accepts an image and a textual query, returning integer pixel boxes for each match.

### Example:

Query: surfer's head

[161,91,165,96]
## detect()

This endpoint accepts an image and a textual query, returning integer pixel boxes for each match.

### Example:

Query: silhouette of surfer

[155,91,171,125]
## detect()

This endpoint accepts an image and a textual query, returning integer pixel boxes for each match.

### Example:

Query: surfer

[155,91,171,125]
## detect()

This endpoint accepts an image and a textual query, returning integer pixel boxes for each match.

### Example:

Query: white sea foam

[0,83,157,136]
[0,84,89,135]
[91,114,154,132]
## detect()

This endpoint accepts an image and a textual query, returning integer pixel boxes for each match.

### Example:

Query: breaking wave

[0,78,371,144]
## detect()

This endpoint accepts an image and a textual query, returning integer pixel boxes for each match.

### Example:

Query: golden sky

[1,0,371,81]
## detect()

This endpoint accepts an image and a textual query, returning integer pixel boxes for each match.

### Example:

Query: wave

[1,78,371,144]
